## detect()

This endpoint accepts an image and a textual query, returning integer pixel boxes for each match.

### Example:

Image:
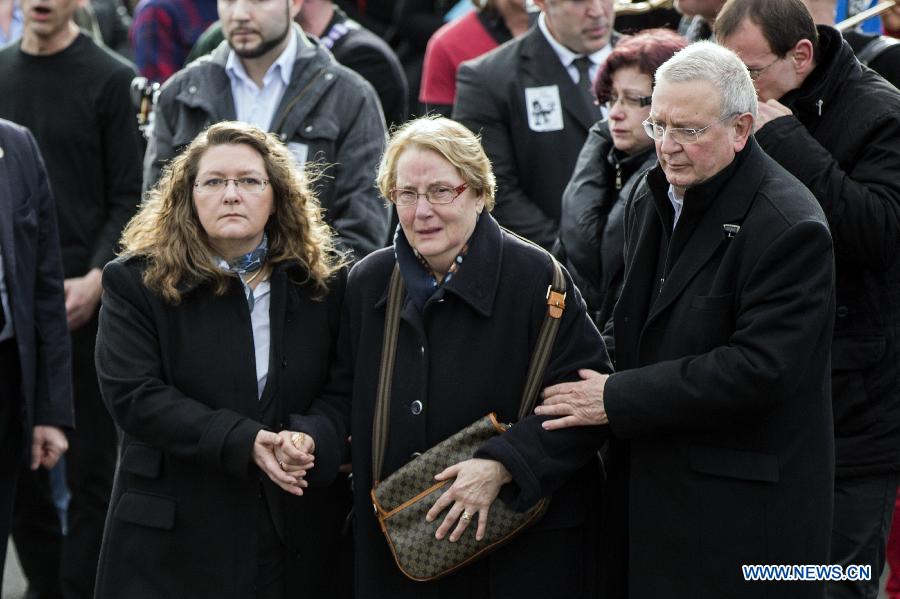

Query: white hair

[654,40,758,120]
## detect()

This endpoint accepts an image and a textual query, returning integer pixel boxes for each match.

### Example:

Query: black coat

[0,120,72,461]
[556,120,656,322]
[453,26,606,250]
[327,6,409,127]
[93,258,351,599]
[756,25,900,475]
[603,139,836,598]
[299,214,611,599]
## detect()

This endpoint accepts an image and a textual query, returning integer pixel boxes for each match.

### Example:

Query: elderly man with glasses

[715,1,900,598]
[536,40,836,598]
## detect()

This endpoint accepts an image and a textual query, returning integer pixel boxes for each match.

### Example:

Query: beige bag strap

[372,257,567,483]
[519,257,566,420]
[373,265,404,483]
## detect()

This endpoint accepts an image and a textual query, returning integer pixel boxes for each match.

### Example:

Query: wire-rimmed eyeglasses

[389,183,469,206]
[194,177,270,195]
[641,114,736,145]
[746,56,782,80]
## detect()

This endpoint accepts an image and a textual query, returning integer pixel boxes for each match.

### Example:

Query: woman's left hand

[425,458,512,542]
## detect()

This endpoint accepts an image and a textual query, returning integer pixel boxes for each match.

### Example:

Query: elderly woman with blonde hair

[293,116,612,599]
[93,121,350,599]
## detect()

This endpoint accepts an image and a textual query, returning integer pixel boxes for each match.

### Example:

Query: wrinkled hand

[273,430,315,478]
[64,268,102,331]
[535,369,610,430]
[425,458,512,542]
[754,99,793,132]
[252,430,306,496]
[31,426,68,470]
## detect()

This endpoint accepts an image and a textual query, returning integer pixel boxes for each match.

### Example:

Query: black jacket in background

[325,6,410,127]
[756,24,900,476]
[556,120,656,324]
[453,26,611,250]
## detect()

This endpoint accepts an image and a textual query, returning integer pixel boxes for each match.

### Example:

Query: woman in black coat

[557,29,686,326]
[93,122,350,599]
[292,116,612,599]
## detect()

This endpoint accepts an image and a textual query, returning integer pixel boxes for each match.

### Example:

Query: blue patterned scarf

[222,232,268,310]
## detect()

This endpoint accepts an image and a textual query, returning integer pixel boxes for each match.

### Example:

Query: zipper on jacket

[615,162,623,190]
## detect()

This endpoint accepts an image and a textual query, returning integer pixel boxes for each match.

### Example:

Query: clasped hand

[252,430,315,496]
[425,458,512,543]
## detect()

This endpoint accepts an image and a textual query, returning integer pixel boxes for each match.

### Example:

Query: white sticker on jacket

[287,142,309,166]
[525,85,564,132]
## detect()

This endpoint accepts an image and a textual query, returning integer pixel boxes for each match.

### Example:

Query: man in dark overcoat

[0,118,72,590]
[452,0,617,250]
[538,41,836,598]
[716,2,900,595]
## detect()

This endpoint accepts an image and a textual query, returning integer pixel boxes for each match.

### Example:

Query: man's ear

[791,38,816,77]
[732,112,754,152]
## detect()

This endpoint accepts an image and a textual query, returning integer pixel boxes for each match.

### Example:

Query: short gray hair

[654,40,758,120]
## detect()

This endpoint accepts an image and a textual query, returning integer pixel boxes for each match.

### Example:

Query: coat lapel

[615,189,662,367]
[643,140,768,328]
[0,139,15,284]
[520,29,596,132]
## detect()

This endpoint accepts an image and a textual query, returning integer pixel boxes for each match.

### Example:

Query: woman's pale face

[394,147,484,278]
[606,66,654,155]
[192,143,274,260]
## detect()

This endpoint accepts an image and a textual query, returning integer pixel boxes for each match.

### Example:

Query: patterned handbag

[370,256,567,582]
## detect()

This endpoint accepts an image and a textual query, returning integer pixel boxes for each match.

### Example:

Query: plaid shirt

[130,0,219,83]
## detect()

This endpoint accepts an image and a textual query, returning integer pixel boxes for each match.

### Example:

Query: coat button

[304,125,313,133]
[410,400,423,416]
[411,452,422,459]
[325,72,334,81]
[279,132,288,142]
[282,358,288,368]
[187,85,197,94]
[836,306,849,318]
[419,346,425,356]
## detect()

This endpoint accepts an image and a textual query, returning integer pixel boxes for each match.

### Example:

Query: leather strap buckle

[546,286,566,319]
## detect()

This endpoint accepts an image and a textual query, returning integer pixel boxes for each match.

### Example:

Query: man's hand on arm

[30,425,68,470]
[754,99,793,132]
[64,267,103,331]
[535,369,610,429]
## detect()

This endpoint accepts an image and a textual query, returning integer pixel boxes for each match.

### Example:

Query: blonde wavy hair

[376,116,496,211]
[121,121,345,304]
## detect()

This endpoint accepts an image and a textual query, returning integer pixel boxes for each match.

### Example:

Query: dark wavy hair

[593,28,689,103]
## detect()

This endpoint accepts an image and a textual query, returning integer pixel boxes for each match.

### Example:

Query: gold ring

[461,511,472,521]
[291,432,305,449]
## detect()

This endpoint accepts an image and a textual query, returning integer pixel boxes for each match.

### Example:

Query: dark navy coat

[300,214,611,599]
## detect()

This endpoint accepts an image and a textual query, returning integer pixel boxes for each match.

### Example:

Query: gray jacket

[145,27,389,258]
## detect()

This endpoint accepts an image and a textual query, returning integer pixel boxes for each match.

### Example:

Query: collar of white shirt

[667,184,685,231]
[537,12,612,85]
[225,26,300,92]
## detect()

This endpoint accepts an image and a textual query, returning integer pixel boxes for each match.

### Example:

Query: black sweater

[0,33,142,277]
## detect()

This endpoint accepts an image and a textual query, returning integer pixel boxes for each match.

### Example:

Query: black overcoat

[93,258,351,599]
[755,26,900,475]
[603,139,836,598]
[299,215,611,599]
